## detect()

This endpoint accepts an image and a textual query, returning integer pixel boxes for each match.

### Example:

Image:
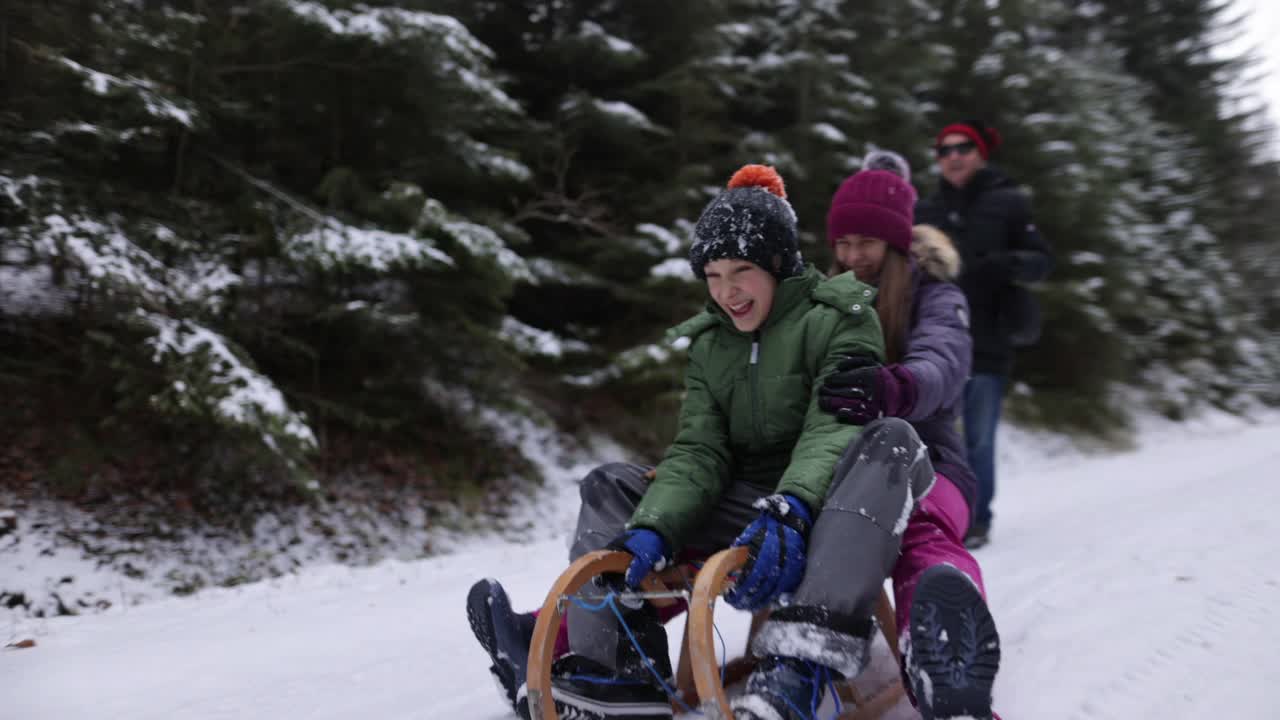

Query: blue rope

[565,593,615,613]
[565,674,649,686]
[567,593,701,715]
[826,663,843,716]
[564,590,753,717]
[764,659,844,720]
[713,620,728,686]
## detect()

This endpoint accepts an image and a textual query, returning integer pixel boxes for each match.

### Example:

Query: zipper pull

[750,331,760,365]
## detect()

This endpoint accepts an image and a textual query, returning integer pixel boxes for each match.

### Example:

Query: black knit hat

[688,165,803,281]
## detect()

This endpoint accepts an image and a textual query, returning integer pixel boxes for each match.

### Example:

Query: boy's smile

[704,258,778,332]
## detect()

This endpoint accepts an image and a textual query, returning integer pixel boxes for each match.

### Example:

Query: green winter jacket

[628,265,885,550]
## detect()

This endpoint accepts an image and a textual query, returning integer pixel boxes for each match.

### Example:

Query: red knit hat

[825,170,917,254]
[935,121,1003,160]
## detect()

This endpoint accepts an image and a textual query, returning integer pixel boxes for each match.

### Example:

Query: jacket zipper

[750,330,763,447]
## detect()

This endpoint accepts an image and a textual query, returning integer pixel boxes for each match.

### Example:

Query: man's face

[936,132,985,188]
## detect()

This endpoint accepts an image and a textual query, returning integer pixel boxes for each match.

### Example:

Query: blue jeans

[963,374,1006,528]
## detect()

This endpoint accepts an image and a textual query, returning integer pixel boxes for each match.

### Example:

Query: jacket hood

[911,224,961,281]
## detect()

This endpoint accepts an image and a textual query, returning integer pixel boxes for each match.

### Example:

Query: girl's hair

[829,249,913,364]
[875,250,914,364]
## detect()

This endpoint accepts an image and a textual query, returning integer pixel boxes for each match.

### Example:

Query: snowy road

[5,414,1280,719]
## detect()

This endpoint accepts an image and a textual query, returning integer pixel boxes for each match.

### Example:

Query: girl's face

[832,234,888,285]
[704,258,778,332]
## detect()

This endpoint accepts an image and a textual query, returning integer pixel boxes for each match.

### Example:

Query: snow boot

[963,523,990,550]
[730,655,844,720]
[905,564,1001,720]
[545,591,674,720]
[545,654,673,720]
[467,578,537,718]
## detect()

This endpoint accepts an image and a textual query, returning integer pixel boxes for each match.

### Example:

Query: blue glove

[607,529,670,590]
[725,494,812,611]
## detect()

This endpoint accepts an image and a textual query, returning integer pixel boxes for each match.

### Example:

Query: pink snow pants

[892,472,986,636]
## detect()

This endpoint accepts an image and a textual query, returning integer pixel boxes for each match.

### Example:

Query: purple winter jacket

[895,226,978,511]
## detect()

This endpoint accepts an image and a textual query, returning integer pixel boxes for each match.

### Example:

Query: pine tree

[1,0,542,499]
[2,0,1277,516]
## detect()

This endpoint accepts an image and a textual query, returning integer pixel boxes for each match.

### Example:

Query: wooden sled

[527,548,906,720]
[689,547,906,719]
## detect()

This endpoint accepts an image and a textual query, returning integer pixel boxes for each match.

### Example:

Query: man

[916,120,1053,549]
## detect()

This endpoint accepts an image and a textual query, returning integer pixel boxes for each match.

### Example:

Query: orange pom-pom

[726,164,787,199]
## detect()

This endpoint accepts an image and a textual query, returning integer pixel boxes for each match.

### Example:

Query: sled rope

[565,591,729,715]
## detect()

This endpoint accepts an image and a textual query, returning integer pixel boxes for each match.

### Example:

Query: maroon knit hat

[825,169,917,254]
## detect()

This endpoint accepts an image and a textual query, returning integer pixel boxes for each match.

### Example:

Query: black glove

[818,354,884,425]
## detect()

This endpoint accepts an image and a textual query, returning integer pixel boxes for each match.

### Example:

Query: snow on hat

[862,148,912,182]
[935,120,1003,160]
[825,169,917,255]
[688,164,803,281]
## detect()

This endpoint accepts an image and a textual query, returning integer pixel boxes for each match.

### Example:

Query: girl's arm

[898,282,972,421]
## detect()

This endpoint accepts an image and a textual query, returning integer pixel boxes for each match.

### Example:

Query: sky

[1231,0,1280,153]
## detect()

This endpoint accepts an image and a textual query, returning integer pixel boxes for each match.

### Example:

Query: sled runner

[527,549,906,720]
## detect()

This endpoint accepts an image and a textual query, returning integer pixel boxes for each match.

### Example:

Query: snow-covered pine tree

[2,0,1277,515]
[1,0,540,498]
[1089,0,1280,404]
[907,0,1279,425]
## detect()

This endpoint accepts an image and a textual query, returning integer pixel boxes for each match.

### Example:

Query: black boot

[467,578,537,718]
[548,584,673,720]
[730,655,844,720]
[963,522,990,550]
[547,654,673,720]
[905,565,1000,720]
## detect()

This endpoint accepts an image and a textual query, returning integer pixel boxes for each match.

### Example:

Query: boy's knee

[579,462,639,507]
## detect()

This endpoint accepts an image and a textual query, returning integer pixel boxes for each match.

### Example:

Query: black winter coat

[916,167,1053,375]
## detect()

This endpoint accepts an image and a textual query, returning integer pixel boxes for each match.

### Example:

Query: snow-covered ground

[5,409,1280,719]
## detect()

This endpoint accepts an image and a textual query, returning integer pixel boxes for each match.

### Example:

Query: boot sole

[467,579,521,710]
[467,579,501,657]
[547,685,673,719]
[909,566,1000,720]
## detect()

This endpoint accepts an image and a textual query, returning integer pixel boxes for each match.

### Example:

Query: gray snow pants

[566,460,764,672]
[566,417,935,677]
[751,417,935,677]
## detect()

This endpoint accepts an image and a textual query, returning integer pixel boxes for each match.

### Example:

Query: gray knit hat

[862,148,912,182]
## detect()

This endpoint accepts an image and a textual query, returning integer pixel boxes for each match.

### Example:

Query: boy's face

[704,258,778,333]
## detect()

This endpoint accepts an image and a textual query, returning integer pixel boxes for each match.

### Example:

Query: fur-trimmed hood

[911,224,961,281]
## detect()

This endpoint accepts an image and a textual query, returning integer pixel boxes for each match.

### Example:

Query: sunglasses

[935,141,977,158]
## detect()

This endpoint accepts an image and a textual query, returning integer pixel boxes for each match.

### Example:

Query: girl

[819,150,1001,720]
[469,164,936,720]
